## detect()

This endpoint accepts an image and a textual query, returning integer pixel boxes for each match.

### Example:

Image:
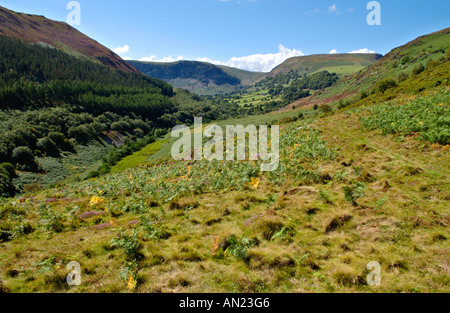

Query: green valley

[0,4,449,296]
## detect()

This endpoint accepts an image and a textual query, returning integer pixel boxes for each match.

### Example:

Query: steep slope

[348,27,450,93]
[0,6,138,73]
[130,60,263,95]
[306,27,450,106]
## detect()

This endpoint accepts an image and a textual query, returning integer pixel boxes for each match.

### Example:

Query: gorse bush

[376,79,397,94]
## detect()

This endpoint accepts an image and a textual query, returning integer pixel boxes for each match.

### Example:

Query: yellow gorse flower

[89,196,104,206]
[127,274,137,290]
[250,178,260,189]
[212,236,220,256]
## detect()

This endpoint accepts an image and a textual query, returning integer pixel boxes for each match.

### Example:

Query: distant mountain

[129,60,264,95]
[269,53,383,77]
[131,54,382,95]
[0,6,138,73]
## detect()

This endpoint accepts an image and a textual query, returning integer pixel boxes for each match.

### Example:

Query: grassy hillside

[217,65,265,85]
[269,54,382,77]
[0,6,138,73]
[315,28,450,101]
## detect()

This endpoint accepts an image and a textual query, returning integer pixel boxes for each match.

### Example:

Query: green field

[313,65,367,76]
[111,140,168,173]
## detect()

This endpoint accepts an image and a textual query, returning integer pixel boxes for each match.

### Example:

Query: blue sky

[1,0,449,72]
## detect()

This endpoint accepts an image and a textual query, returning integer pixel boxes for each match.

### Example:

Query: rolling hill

[0,6,138,73]
[129,60,264,95]
[269,53,383,77]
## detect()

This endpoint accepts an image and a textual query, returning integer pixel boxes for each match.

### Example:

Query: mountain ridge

[131,54,382,95]
[129,60,264,95]
[0,6,139,73]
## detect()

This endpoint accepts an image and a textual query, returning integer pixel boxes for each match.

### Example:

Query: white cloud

[112,44,130,55]
[329,49,338,54]
[139,55,185,63]
[328,4,342,15]
[139,45,305,72]
[348,48,376,54]
[200,44,305,72]
[305,9,320,16]
[328,4,337,13]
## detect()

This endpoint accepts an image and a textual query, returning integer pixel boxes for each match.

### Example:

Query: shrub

[110,230,142,260]
[0,173,15,198]
[12,146,39,172]
[0,163,15,178]
[48,132,74,151]
[68,125,93,143]
[85,171,100,179]
[376,79,397,94]
[320,104,332,113]
[338,100,351,110]
[401,56,411,65]
[397,72,409,83]
[278,117,296,124]
[36,137,59,157]
[139,216,171,240]
[411,63,425,76]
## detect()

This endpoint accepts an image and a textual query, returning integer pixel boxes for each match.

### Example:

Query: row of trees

[267,71,338,102]
[0,107,160,165]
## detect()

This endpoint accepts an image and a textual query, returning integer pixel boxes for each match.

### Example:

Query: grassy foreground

[0,88,448,293]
